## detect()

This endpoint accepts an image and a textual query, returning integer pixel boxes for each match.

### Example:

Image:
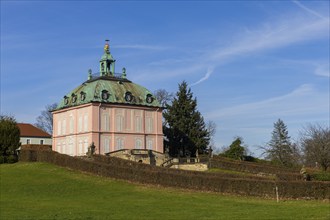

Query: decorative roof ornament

[100,39,115,76]
[88,69,92,80]
[104,39,110,54]
[122,67,127,79]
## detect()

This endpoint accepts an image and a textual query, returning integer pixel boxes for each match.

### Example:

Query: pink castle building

[52,41,163,156]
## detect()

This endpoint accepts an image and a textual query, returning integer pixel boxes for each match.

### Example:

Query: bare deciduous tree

[206,120,217,150]
[154,89,174,107]
[300,124,330,171]
[35,103,58,135]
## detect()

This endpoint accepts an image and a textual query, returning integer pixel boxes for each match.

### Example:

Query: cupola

[99,40,115,76]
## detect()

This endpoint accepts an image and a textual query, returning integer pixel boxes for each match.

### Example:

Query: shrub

[311,172,330,181]
[0,155,7,164]
[7,155,18,163]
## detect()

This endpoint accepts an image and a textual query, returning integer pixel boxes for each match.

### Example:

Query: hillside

[17,148,330,200]
[1,162,329,220]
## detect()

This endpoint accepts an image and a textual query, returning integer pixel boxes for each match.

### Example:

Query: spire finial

[104,39,110,53]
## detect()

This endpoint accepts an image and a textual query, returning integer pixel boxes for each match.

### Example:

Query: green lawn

[1,163,329,220]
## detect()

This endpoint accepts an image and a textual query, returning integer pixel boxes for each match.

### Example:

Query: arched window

[135,139,142,149]
[102,114,110,131]
[58,120,62,135]
[104,138,110,154]
[62,119,66,135]
[125,92,133,102]
[68,138,74,156]
[62,141,66,154]
[147,139,153,150]
[71,94,77,103]
[116,138,124,150]
[64,96,69,105]
[69,115,74,134]
[78,116,82,132]
[116,115,123,132]
[84,114,88,132]
[146,94,154,104]
[84,139,88,155]
[146,117,153,133]
[80,91,86,101]
[57,142,61,153]
[78,140,83,155]
[101,90,109,100]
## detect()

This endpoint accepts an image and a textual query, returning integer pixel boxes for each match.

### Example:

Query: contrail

[190,67,214,87]
[292,0,326,19]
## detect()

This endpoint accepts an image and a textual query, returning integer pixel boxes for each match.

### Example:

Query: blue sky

[1,1,329,156]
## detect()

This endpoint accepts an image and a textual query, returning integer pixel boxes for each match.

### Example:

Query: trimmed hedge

[210,157,308,181]
[19,149,330,200]
[211,156,298,174]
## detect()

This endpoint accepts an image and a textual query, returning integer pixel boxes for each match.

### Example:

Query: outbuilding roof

[17,123,52,138]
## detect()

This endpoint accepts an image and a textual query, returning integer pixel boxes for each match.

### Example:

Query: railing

[161,158,177,167]
[88,72,125,80]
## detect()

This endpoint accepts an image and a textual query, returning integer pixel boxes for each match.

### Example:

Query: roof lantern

[100,39,115,76]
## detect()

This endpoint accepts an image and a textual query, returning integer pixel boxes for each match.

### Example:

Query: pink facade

[52,103,163,156]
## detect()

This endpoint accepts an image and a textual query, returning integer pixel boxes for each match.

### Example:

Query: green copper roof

[56,75,161,110]
[56,41,161,110]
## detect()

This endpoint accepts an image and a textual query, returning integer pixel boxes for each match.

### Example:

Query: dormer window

[102,90,109,100]
[71,94,77,103]
[80,91,86,101]
[146,94,154,104]
[64,96,69,105]
[125,92,133,102]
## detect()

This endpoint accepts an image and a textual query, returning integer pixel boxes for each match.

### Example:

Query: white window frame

[78,116,82,132]
[116,115,123,132]
[104,137,110,154]
[58,120,62,135]
[78,140,83,156]
[62,119,66,135]
[69,115,74,134]
[84,139,88,155]
[84,114,88,132]
[135,138,143,149]
[147,139,153,150]
[135,116,142,132]
[146,117,153,133]
[102,114,109,131]
[116,138,124,150]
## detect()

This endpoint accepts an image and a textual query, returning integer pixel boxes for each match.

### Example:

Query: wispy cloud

[148,58,192,66]
[112,44,169,50]
[142,8,329,86]
[314,63,330,77]
[206,84,328,120]
[190,67,214,87]
[210,18,329,62]
[292,0,327,19]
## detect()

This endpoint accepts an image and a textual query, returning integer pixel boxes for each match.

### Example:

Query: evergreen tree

[0,115,20,163]
[223,137,246,160]
[264,119,296,167]
[163,81,209,157]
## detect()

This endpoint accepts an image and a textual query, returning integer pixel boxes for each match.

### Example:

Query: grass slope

[1,162,329,220]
